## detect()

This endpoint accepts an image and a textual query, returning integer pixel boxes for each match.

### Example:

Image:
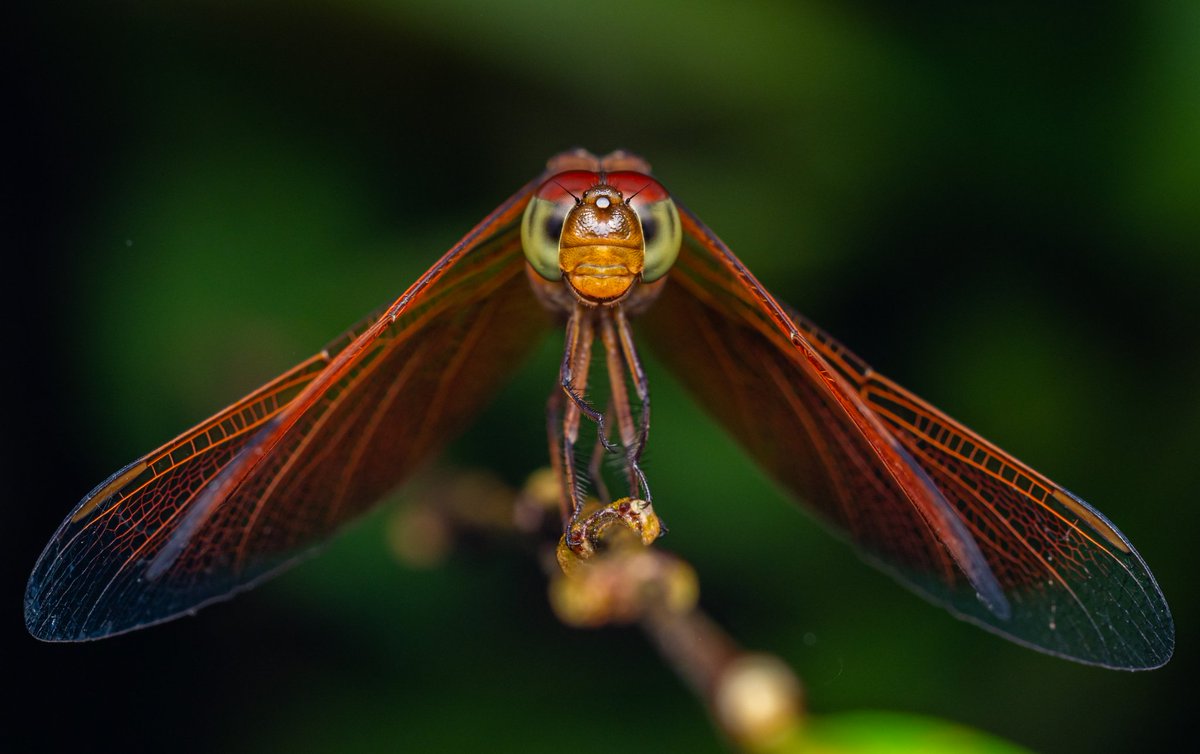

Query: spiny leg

[614,306,651,464]
[558,305,598,533]
[605,307,653,501]
[560,302,618,454]
[555,304,662,558]
[600,310,649,501]
[587,411,614,506]
[549,374,611,524]
[545,389,572,524]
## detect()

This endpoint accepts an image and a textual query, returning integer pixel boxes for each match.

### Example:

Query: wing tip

[24,566,95,643]
[23,588,73,643]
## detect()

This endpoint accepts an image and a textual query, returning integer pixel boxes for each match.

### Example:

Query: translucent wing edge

[790,305,1175,669]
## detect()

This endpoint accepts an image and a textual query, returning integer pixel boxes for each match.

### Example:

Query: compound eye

[636,196,680,282]
[521,196,566,280]
[607,173,681,282]
[521,171,596,280]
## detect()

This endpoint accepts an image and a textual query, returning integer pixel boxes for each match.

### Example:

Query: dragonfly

[26,149,1173,670]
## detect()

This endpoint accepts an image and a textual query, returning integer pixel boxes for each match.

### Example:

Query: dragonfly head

[523,169,681,305]
[558,183,644,302]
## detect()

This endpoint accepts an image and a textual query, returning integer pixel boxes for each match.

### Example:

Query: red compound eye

[534,171,600,203]
[605,171,670,204]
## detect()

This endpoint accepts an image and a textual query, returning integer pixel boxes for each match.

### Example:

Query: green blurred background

[8,1,1196,751]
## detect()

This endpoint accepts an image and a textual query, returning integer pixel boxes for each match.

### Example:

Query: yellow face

[522,169,681,305]
[558,185,644,302]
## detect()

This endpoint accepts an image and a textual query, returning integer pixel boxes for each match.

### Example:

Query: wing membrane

[26,181,550,641]
[847,346,1174,667]
[642,205,1173,669]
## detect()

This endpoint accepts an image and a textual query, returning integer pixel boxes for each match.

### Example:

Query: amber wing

[26,181,551,641]
[640,204,1173,669]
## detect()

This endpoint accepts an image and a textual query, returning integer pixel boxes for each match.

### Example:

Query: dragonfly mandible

[25,149,1173,671]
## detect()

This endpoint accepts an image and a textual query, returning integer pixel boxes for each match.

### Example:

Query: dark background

[7,1,1196,752]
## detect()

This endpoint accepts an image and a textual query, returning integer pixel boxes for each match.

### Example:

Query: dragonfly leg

[600,310,652,502]
[558,305,600,535]
[614,306,652,501]
[545,389,573,524]
[557,304,662,554]
[561,302,619,454]
[614,307,651,461]
[587,418,613,506]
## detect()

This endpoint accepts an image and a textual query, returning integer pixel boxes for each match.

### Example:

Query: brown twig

[390,468,805,749]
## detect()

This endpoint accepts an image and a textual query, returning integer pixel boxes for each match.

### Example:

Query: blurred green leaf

[780,711,1032,754]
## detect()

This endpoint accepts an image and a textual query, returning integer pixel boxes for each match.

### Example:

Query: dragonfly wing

[835,330,1174,668]
[641,204,1173,669]
[26,180,551,641]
